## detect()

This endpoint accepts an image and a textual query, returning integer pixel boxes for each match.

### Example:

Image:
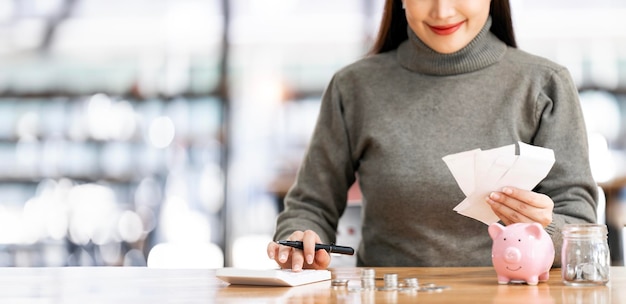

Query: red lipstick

[428,21,465,36]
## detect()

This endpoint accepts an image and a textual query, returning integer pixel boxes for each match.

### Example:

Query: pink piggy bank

[488,222,555,285]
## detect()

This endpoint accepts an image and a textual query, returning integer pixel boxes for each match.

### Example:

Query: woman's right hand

[267,229,331,271]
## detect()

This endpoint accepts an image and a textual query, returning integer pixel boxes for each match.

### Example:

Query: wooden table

[0,267,623,303]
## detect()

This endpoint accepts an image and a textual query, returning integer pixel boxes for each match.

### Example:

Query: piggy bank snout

[504,247,522,263]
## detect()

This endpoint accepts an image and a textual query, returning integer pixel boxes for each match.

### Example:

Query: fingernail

[306,255,314,264]
[293,264,302,271]
[489,192,500,200]
[502,187,513,195]
[279,254,287,262]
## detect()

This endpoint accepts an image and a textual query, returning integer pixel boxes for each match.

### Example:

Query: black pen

[277,240,355,255]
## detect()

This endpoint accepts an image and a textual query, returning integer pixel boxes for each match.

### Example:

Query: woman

[267,0,597,270]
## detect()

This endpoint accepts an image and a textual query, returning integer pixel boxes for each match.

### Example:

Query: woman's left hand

[486,187,553,228]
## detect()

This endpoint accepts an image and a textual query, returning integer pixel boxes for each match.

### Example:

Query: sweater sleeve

[273,75,357,244]
[532,67,598,266]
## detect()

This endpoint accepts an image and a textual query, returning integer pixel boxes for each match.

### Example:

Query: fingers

[301,230,321,266]
[281,231,304,270]
[267,241,278,260]
[489,202,534,226]
[269,230,331,271]
[497,187,550,208]
[486,187,553,227]
[314,247,332,268]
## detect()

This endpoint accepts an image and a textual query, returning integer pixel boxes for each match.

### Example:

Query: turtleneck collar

[397,17,507,76]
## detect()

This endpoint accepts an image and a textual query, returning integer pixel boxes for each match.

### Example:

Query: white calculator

[215,268,332,287]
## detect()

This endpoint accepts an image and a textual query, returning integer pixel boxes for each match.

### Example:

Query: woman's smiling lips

[428,21,465,35]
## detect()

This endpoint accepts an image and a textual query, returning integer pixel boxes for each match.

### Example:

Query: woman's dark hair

[369,0,517,55]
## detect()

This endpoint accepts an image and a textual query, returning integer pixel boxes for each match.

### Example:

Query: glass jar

[561,224,610,286]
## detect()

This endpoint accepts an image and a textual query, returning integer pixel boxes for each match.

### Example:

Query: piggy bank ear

[525,222,544,239]
[488,223,505,240]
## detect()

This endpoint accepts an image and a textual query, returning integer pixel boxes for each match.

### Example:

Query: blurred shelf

[0,93,227,266]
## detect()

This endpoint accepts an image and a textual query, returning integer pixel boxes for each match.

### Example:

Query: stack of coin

[403,277,419,290]
[331,278,349,288]
[361,268,376,290]
[379,273,398,291]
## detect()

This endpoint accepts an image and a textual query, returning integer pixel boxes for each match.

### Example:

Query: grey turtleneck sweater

[274,19,597,267]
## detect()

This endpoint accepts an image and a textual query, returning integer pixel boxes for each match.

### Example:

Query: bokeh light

[149,116,176,149]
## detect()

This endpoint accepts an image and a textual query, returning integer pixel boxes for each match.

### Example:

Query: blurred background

[0,0,625,268]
